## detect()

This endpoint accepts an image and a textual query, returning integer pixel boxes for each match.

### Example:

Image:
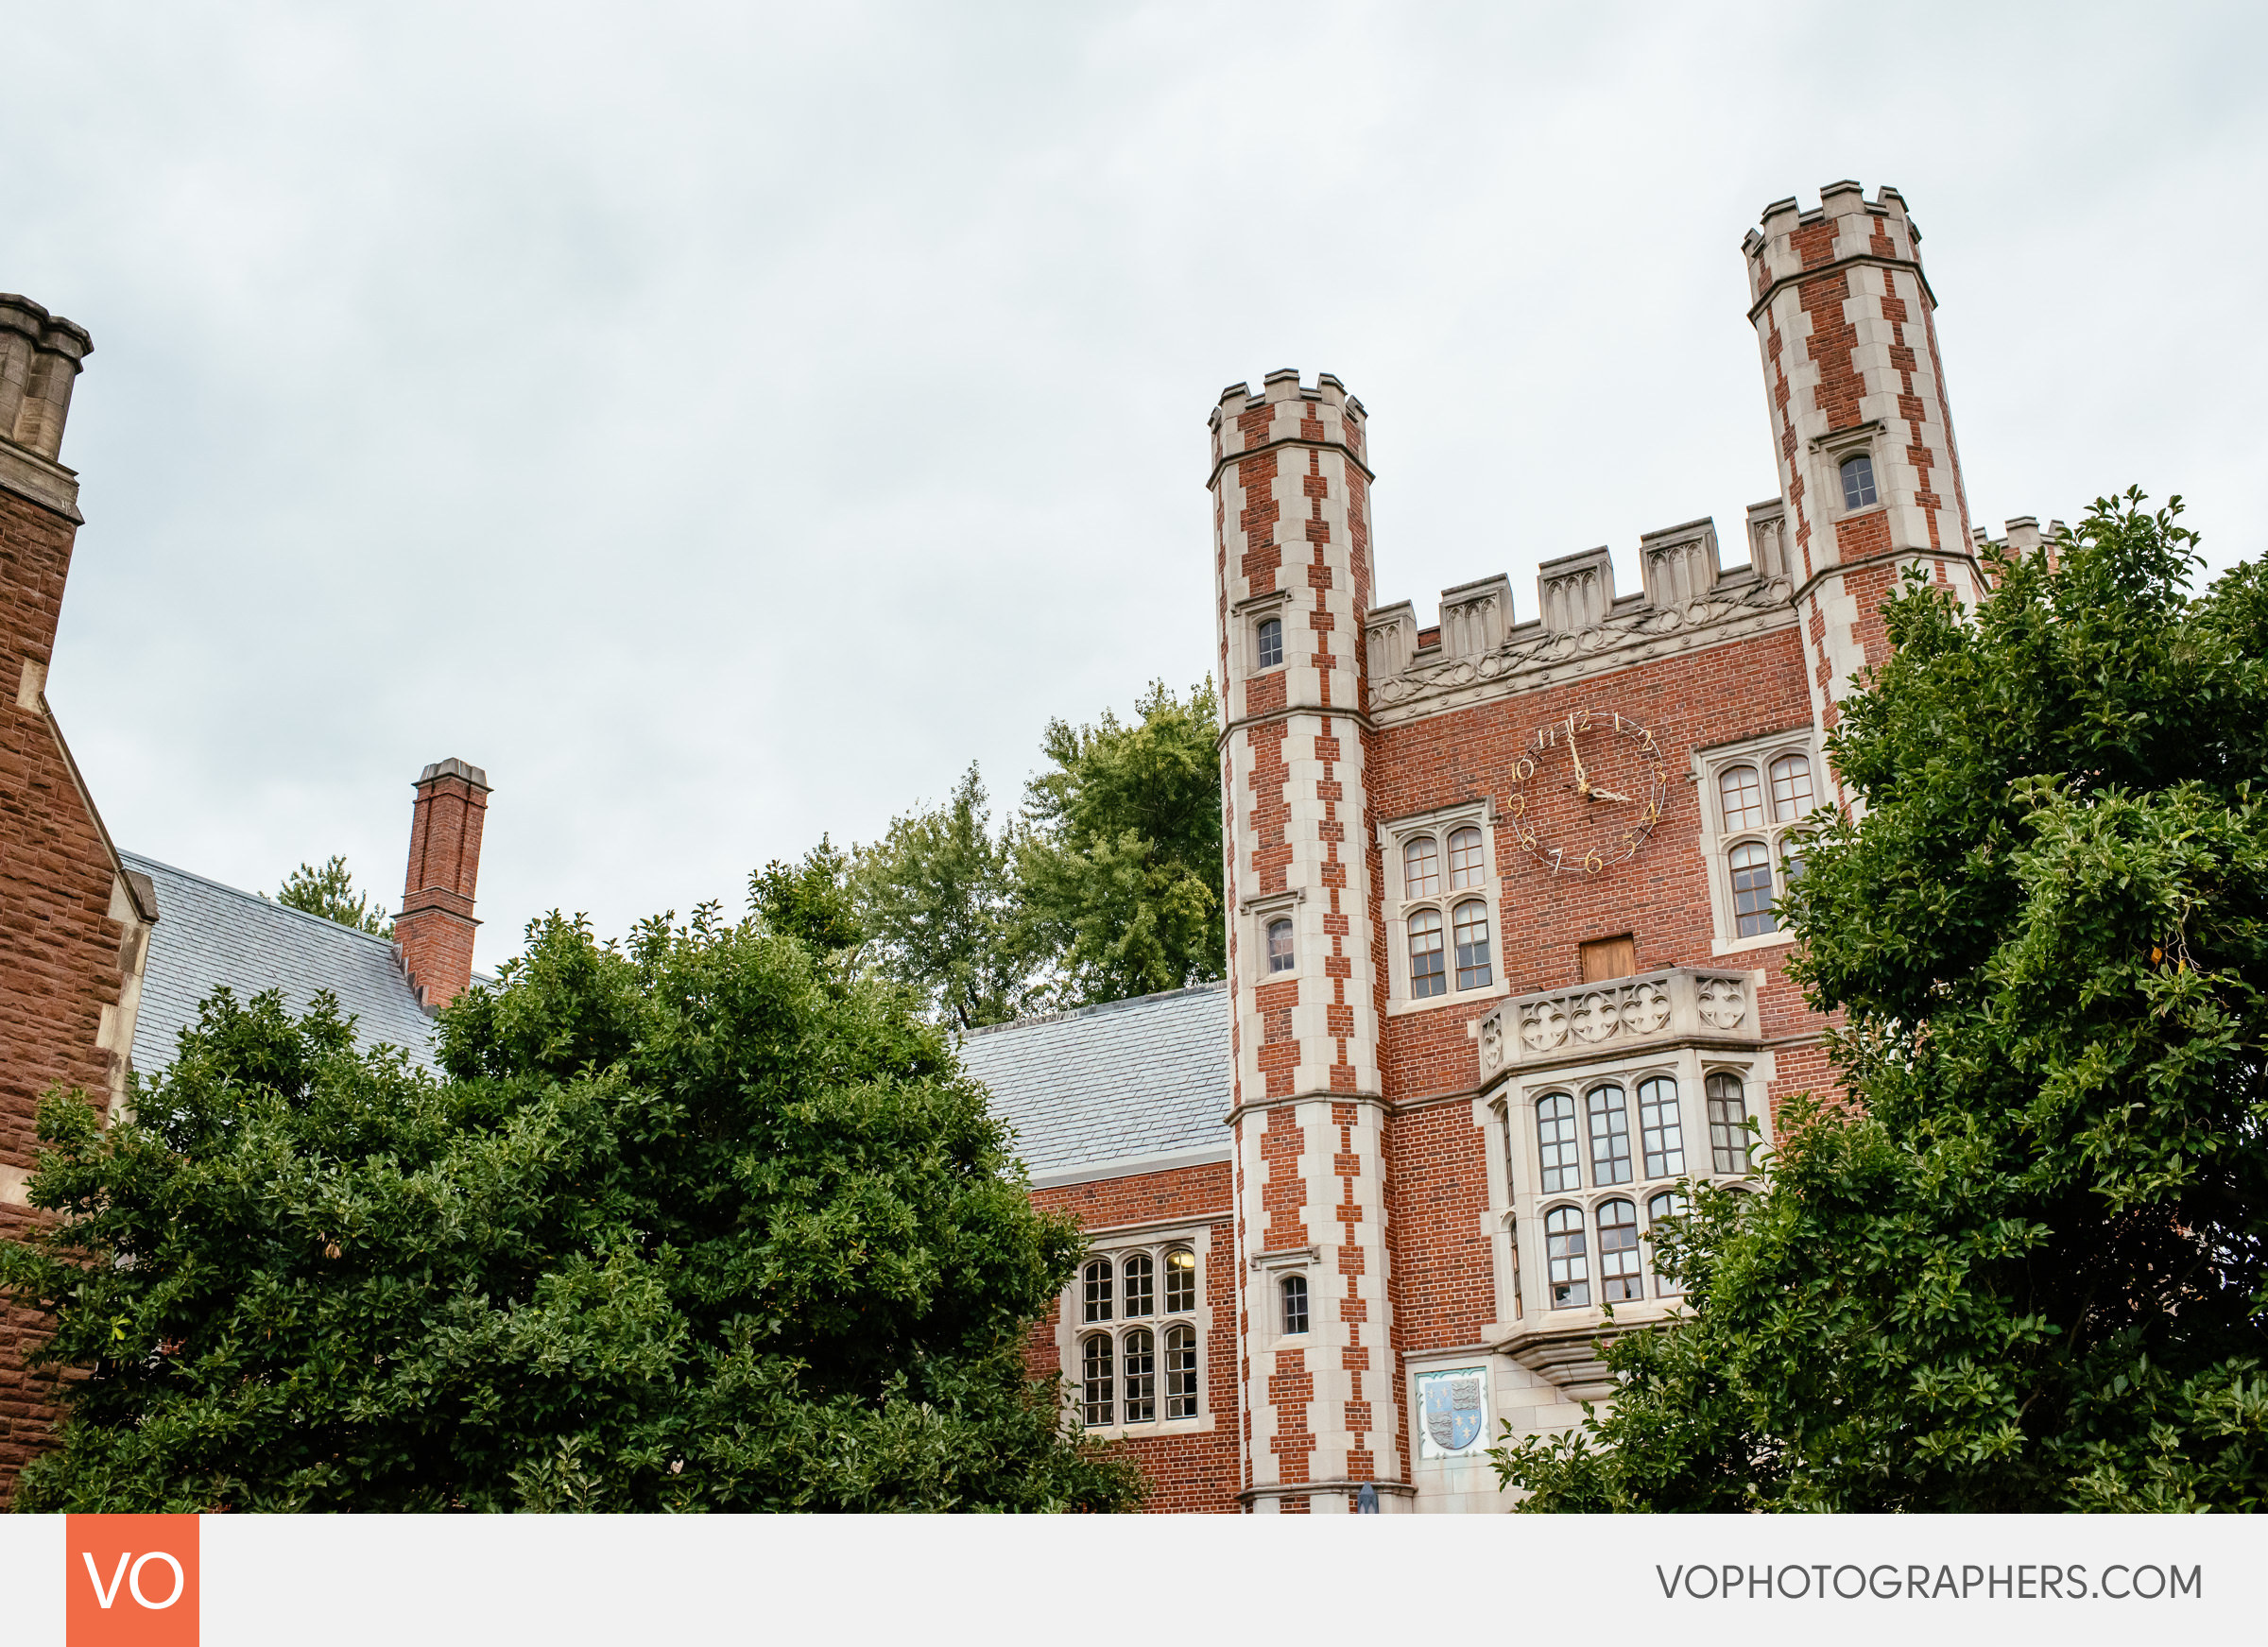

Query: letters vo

[64,1516,198,1647]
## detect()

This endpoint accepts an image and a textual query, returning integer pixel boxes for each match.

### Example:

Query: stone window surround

[1692,727,1820,955]
[1809,419,1888,525]
[1246,1243,1320,1355]
[1486,1048,1773,1329]
[1061,1222,1214,1440]
[1234,586,1296,679]
[1239,886,1304,984]
[1375,798,1510,1018]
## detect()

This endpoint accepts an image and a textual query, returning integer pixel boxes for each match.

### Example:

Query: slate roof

[121,851,442,1075]
[959,981,1229,1182]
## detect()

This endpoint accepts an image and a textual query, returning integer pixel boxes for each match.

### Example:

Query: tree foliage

[275,855,392,938]
[1494,491,2268,1512]
[854,766,1030,1030]
[0,903,1143,1513]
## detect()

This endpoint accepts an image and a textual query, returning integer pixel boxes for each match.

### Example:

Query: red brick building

[968,181,2057,1512]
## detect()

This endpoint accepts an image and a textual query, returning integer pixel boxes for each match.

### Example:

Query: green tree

[1493,491,2268,1513]
[274,855,392,938]
[0,901,1142,1513]
[748,835,862,956]
[1016,678,1225,1005]
[854,765,1030,1031]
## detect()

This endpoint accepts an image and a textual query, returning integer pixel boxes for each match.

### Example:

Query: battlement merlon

[1741,181,1933,317]
[1209,369,1371,485]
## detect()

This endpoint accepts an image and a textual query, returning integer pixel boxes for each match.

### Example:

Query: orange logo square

[65,1516,198,1647]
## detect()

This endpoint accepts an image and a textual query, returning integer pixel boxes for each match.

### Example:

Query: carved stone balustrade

[1473,967,1761,1084]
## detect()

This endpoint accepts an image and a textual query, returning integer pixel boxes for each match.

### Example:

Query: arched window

[1545,1206,1589,1308]
[1646,1190,1688,1296]
[1408,908,1446,998]
[1448,825,1486,889]
[1122,1252,1154,1317]
[1163,1324,1200,1418]
[1719,764,1765,831]
[1266,918,1295,973]
[1537,1092,1581,1192]
[1257,616,1283,670]
[1839,452,1878,510]
[1707,1072,1752,1175]
[1729,840,1776,937]
[1081,1334,1114,1427]
[1123,1329,1156,1423]
[1587,1083,1632,1185]
[1403,835,1439,898]
[1597,1199,1642,1302]
[1769,752,1813,821]
[1280,1273,1310,1334]
[1164,1247,1196,1313]
[1452,899,1492,989]
[1637,1074,1683,1177]
[1780,839,1808,885]
[1083,1259,1112,1323]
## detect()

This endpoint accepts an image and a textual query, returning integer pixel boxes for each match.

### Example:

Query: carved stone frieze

[1476,967,1759,1082]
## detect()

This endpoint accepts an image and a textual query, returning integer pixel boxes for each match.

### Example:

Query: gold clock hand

[1588,787,1634,804]
[1566,715,1589,795]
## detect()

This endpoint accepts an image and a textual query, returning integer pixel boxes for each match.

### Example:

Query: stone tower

[1210,369,1401,1511]
[1744,181,1979,745]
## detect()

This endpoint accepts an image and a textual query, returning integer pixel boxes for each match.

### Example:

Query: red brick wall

[1031,1162,1240,1512]
[0,484,132,1504]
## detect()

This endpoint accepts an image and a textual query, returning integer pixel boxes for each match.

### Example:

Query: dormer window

[1839,453,1878,510]
[1257,616,1284,670]
[1265,918,1295,973]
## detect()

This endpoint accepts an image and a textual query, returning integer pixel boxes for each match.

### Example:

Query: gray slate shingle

[958,982,1228,1177]
[121,852,441,1075]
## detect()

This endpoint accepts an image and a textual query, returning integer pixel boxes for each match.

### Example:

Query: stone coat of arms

[1420,1370,1486,1454]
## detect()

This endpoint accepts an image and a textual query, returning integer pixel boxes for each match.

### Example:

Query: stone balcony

[1474,966,1762,1085]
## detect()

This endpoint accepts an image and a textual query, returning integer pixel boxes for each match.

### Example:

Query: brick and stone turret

[395,758,490,1011]
[1744,182,1979,749]
[1210,369,1401,1512]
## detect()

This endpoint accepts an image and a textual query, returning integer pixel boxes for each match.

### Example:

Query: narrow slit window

[1123,1329,1156,1424]
[1081,1334,1114,1427]
[1164,1247,1196,1313]
[1637,1074,1683,1178]
[1545,1205,1590,1309]
[1280,1273,1309,1335]
[1122,1252,1154,1317]
[1257,616,1283,670]
[1409,909,1446,998]
[1452,899,1492,989]
[1163,1325,1199,1418]
[1729,840,1777,937]
[1082,1259,1112,1323]
[1598,1198,1643,1302]
[1708,1072,1752,1175]
[1587,1083,1633,1186]
[1266,918,1295,974]
[1839,453,1878,510]
[1403,835,1439,898]
[1538,1092,1581,1192]
[1448,825,1486,889]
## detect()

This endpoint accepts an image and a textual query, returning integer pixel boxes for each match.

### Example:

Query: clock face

[1506,709,1672,875]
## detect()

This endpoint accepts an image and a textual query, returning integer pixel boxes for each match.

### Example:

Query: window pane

[1453,899,1492,989]
[1587,1084,1632,1186]
[1258,617,1283,669]
[1123,1328,1156,1423]
[1083,1259,1112,1323]
[1537,1092,1581,1192]
[1781,840,1807,885]
[1840,453,1878,510]
[1280,1273,1310,1334]
[1266,918,1295,973]
[1409,908,1446,998]
[1730,840,1777,937]
[1403,835,1439,898]
[1082,1334,1114,1427]
[1164,1247,1196,1314]
[1718,764,1765,831]
[1122,1253,1154,1317]
[1164,1325,1200,1418]
[1545,1205,1589,1308]
[1448,826,1486,889]
[1769,753,1813,821]
[1708,1072,1752,1175]
[1638,1074,1683,1178]
[1647,1191,1688,1296]
[1598,1199,1643,1302]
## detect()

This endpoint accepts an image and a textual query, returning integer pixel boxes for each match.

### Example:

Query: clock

[1506,709,1672,875]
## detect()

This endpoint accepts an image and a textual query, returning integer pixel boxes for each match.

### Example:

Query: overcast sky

[10,2,2264,971]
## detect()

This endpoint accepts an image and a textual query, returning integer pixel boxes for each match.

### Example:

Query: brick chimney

[395,758,490,1012]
